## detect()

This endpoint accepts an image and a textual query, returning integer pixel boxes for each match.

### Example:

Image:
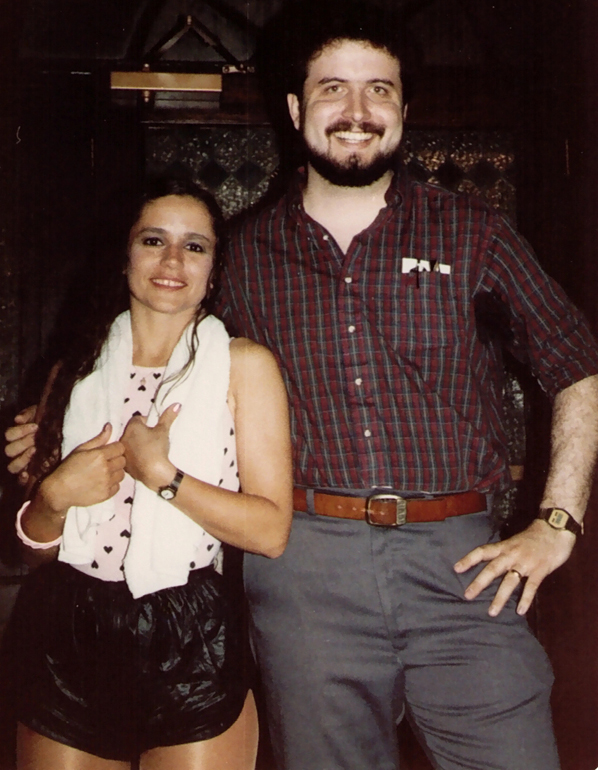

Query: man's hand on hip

[454,518,576,617]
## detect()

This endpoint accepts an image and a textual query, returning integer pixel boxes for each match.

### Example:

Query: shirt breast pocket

[376,270,461,362]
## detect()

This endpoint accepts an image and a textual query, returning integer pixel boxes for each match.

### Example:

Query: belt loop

[306,488,316,515]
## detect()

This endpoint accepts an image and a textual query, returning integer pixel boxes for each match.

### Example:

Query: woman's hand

[121,404,180,491]
[40,423,126,514]
[20,424,126,557]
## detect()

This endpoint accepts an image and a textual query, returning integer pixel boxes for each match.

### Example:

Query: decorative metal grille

[146,125,517,219]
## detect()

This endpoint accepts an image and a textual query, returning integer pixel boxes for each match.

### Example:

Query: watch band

[537,507,583,537]
[157,468,185,501]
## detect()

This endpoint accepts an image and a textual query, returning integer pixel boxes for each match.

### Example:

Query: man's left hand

[454,518,576,617]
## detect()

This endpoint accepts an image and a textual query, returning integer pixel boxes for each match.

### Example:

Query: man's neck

[302,166,393,254]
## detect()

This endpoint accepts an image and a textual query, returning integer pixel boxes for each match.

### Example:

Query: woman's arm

[122,338,293,558]
[20,424,126,565]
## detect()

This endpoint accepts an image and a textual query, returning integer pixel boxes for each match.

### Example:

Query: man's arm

[4,364,60,484]
[454,372,598,616]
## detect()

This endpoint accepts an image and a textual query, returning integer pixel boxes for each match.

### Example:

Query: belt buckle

[365,494,407,527]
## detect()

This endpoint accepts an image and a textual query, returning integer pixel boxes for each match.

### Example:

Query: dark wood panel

[537,479,598,770]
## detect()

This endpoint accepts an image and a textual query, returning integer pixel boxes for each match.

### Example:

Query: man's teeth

[334,131,373,142]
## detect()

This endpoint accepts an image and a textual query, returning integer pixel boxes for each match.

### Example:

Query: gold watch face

[547,509,568,529]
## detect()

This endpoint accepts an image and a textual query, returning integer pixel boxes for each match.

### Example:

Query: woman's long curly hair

[28,175,225,493]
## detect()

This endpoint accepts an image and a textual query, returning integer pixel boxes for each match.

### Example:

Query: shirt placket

[337,237,384,487]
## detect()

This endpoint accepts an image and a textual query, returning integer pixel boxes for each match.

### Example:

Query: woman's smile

[150,276,188,289]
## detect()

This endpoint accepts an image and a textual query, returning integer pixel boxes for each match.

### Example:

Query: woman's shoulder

[230,336,275,361]
[228,337,286,424]
[229,338,282,386]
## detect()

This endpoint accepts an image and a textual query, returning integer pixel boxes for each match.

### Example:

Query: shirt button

[323,234,330,241]
[344,276,353,283]
[355,378,363,386]
[364,429,372,438]
[348,325,356,333]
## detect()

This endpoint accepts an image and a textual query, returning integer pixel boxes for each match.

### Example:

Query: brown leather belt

[293,488,487,527]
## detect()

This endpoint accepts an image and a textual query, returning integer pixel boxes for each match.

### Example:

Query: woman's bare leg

[140,691,258,770]
[17,723,130,770]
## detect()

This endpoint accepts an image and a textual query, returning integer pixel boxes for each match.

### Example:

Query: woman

[8,177,293,769]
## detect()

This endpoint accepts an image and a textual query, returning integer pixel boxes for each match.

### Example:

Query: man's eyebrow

[316,77,397,86]
[317,77,348,85]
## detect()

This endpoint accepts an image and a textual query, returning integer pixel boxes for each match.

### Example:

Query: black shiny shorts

[8,560,250,761]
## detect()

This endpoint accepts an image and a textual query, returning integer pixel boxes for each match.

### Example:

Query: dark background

[0,1,597,768]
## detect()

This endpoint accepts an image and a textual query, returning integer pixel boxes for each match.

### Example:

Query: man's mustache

[325,121,385,138]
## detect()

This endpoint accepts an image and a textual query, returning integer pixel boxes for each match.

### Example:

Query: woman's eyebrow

[186,232,212,242]
[137,226,166,235]
[137,226,212,242]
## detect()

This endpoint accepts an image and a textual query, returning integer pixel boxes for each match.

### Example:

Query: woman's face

[127,194,216,322]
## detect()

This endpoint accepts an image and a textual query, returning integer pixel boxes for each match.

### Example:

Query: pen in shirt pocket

[401,257,451,285]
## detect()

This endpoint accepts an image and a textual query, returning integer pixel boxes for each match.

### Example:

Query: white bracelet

[15,500,62,550]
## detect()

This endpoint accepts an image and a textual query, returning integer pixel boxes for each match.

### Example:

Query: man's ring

[509,569,523,580]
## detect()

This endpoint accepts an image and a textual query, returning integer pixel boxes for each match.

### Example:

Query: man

[7,2,598,768]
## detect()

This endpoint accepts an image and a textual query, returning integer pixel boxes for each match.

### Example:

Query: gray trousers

[244,510,560,770]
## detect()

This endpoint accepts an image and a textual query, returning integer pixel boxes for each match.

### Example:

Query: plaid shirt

[219,171,598,493]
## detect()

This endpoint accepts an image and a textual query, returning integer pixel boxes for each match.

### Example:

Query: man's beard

[303,120,400,187]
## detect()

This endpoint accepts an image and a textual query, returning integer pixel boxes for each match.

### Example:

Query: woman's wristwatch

[157,468,185,501]
[537,507,583,537]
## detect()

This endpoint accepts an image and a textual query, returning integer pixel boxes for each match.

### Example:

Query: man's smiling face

[287,39,407,187]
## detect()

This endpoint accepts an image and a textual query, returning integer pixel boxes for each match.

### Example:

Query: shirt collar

[285,165,406,222]
[285,167,307,221]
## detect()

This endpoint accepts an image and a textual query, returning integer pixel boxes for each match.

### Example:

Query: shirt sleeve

[476,213,598,400]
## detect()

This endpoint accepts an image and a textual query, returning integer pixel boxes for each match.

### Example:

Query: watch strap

[157,468,185,501]
[537,507,583,536]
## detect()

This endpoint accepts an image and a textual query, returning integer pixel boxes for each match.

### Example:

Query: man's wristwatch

[157,468,185,501]
[537,507,583,537]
